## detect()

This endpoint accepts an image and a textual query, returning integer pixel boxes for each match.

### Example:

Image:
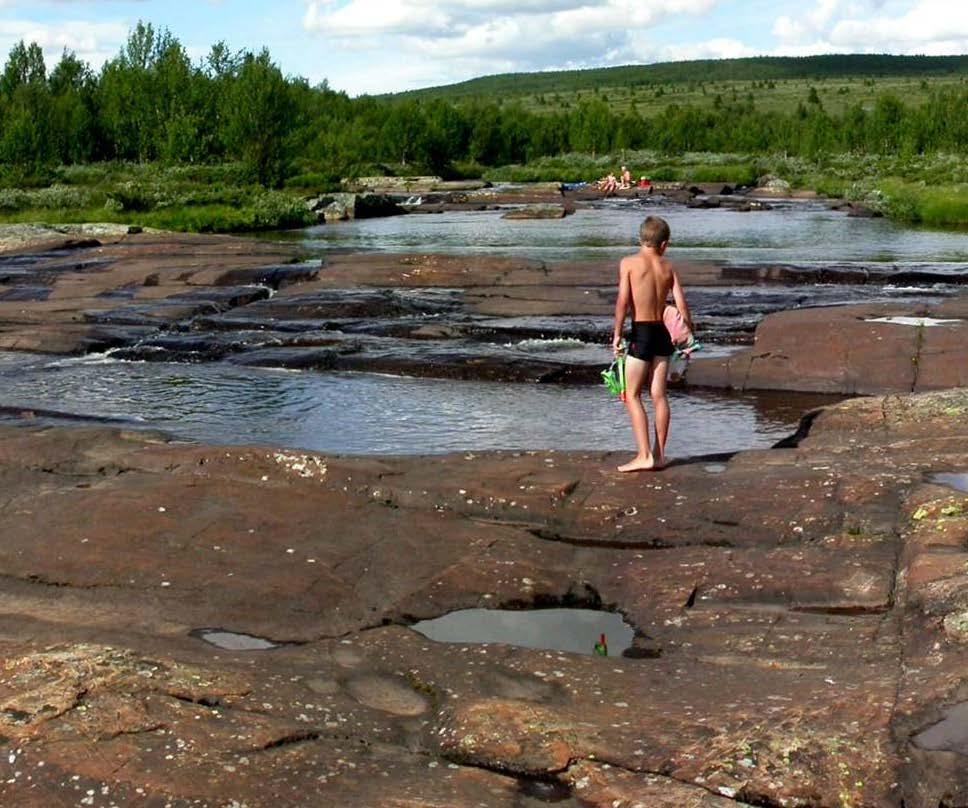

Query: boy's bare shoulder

[619,252,645,271]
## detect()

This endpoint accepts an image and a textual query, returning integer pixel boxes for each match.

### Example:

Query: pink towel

[663,305,691,347]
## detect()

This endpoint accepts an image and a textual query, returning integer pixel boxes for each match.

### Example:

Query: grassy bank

[1,154,965,231]
[0,163,317,233]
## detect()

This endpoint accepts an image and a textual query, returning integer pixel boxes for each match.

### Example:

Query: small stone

[943,611,968,642]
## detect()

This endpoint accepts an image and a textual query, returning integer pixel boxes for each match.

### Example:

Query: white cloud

[772,0,968,53]
[0,19,128,71]
[304,0,720,92]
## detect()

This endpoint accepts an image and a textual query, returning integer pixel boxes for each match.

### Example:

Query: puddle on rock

[930,472,968,493]
[411,608,634,657]
[912,701,968,755]
[703,463,728,473]
[866,316,962,327]
[191,628,279,650]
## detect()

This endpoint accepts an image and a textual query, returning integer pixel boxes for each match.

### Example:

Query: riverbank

[0,388,966,805]
[2,154,967,231]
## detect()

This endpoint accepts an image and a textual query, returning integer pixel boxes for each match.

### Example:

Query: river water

[302,198,968,271]
[3,199,965,456]
[0,351,832,456]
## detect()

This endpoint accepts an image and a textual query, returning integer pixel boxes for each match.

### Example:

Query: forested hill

[390,54,968,101]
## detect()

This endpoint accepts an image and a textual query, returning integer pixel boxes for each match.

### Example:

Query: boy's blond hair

[639,216,670,247]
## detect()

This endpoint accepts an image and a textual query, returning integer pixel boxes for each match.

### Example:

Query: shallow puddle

[866,316,961,327]
[703,463,728,473]
[191,628,279,650]
[930,472,968,493]
[411,608,634,657]
[912,701,968,755]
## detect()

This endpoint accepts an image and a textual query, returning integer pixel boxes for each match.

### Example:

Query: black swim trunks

[627,320,673,361]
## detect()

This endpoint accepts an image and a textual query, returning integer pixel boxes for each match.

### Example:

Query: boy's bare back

[619,250,674,322]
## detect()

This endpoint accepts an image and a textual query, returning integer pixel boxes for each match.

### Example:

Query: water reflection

[930,472,968,493]
[411,608,634,656]
[0,353,836,456]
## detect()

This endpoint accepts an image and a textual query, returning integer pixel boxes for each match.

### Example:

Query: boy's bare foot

[617,454,658,472]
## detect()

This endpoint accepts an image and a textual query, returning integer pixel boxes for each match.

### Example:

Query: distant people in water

[620,166,631,189]
[638,176,651,189]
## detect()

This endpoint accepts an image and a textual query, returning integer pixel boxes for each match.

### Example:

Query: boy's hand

[612,337,623,356]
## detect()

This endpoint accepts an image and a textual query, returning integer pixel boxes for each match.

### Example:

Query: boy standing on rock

[611,216,692,472]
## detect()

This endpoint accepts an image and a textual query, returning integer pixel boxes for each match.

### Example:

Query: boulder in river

[311,193,406,222]
[753,174,792,197]
[501,204,571,220]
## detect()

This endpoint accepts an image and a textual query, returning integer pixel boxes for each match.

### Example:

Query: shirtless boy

[611,216,692,472]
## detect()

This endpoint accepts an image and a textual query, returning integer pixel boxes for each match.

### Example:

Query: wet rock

[317,192,406,222]
[202,263,320,289]
[846,202,883,218]
[501,204,570,220]
[0,232,309,354]
[0,231,962,390]
[686,197,721,209]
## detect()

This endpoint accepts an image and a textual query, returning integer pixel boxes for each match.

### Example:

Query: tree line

[396,53,968,102]
[1,24,966,187]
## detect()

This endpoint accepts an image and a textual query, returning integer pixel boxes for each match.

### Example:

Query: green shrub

[0,185,94,210]
[683,162,758,185]
[876,179,968,227]
[105,181,167,212]
[251,191,314,229]
[284,171,341,191]
[31,184,95,209]
[447,160,484,179]
[0,189,30,210]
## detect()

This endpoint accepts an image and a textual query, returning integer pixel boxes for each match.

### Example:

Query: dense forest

[1,24,966,189]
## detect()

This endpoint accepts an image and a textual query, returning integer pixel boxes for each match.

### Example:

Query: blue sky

[2,0,965,95]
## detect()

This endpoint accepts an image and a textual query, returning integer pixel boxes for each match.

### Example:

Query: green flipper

[601,353,626,401]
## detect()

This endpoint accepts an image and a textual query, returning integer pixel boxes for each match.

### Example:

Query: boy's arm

[671,271,693,331]
[612,260,631,355]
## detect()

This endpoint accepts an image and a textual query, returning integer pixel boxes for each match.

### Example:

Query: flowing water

[301,200,968,272]
[0,352,832,456]
[3,201,965,456]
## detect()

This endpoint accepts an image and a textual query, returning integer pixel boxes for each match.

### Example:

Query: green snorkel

[601,349,626,402]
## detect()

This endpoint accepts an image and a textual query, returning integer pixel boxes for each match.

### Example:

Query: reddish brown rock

[0,389,966,804]
[688,301,968,394]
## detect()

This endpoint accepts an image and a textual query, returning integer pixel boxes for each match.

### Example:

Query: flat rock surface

[0,389,967,805]
[688,300,968,394]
